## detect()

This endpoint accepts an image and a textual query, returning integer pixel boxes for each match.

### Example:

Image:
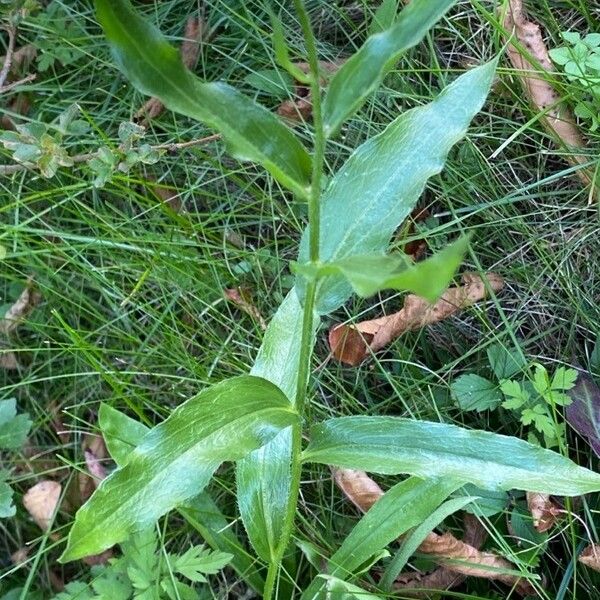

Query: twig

[0,24,17,91]
[0,133,221,176]
[0,72,35,93]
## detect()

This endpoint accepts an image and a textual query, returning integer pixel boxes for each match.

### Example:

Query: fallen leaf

[579,544,600,572]
[0,280,42,369]
[136,16,205,124]
[526,491,560,533]
[329,272,504,365]
[277,61,343,122]
[333,468,383,513]
[0,282,42,336]
[224,287,267,330]
[79,434,108,503]
[11,547,28,565]
[334,468,535,595]
[23,480,61,531]
[565,371,600,457]
[81,548,114,566]
[503,0,597,196]
[401,207,430,260]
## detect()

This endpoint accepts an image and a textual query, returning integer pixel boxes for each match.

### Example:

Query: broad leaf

[487,343,527,379]
[322,0,458,135]
[298,60,498,314]
[566,371,600,458]
[0,398,31,449]
[301,477,460,599]
[302,416,600,495]
[452,373,502,412]
[0,470,16,518]
[295,235,469,303]
[60,375,298,562]
[237,290,319,563]
[99,403,266,595]
[380,495,475,590]
[95,0,311,198]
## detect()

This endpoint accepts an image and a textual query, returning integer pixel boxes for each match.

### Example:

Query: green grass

[2,0,600,598]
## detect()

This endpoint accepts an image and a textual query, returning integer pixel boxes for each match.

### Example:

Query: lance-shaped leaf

[322,0,458,136]
[60,375,298,562]
[237,290,319,562]
[302,416,600,495]
[294,236,469,303]
[298,59,497,314]
[301,477,461,599]
[95,0,311,198]
[99,404,265,594]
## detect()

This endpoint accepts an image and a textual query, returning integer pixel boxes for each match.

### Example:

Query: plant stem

[264,1,325,597]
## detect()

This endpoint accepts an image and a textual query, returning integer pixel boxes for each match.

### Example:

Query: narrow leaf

[303,416,600,495]
[381,496,475,590]
[301,478,460,599]
[298,60,498,314]
[322,0,458,135]
[237,290,318,562]
[60,375,298,562]
[296,236,469,303]
[95,0,311,198]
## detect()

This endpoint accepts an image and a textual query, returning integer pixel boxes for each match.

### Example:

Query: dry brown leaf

[579,544,600,572]
[526,492,560,532]
[332,468,383,512]
[23,480,61,531]
[224,287,267,330]
[503,0,596,195]
[11,547,28,565]
[0,281,42,369]
[136,17,204,123]
[82,548,114,566]
[334,469,535,596]
[329,272,504,365]
[0,282,42,336]
[79,434,108,503]
[402,207,430,261]
[277,61,343,122]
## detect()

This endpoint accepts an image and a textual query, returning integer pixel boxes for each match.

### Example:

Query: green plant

[549,31,600,131]
[51,528,231,600]
[452,345,577,448]
[501,364,577,448]
[53,2,600,599]
[0,397,31,517]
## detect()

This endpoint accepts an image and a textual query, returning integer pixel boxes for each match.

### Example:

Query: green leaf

[0,398,31,450]
[455,483,508,517]
[302,416,600,495]
[298,60,498,314]
[98,405,265,594]
[314,576,382,599]
[533,365,550,396]
[172,545,232,582]
[487,343,526,380]
[368,0,399,36]
[322,0,458,136]
[95,0,311,198]
[244,68,294,99]
[0,470,16,518]
[237,290,318,563]
[99,403,150,467]
[380,495,475,590]
[302,477,460,598]
[452,373,502,412]
[500,379,530,410]
[270,11,310,84]
[160,579,197,600]
[551,367,578,391]
[123,528,158,594]
[60,375,298,562]
[296,235,469,303]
